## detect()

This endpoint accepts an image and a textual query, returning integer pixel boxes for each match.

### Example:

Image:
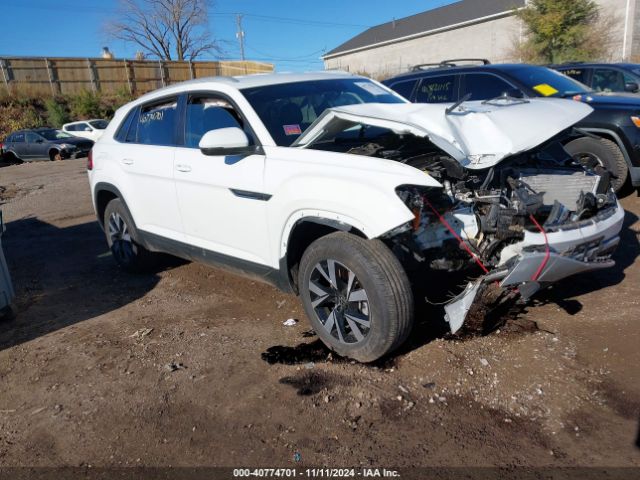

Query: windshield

[241,78,405,146]
[38,129,74,141]
[508,66,591,97]
[89,120,108,129]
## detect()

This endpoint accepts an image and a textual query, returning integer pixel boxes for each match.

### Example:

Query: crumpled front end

[382,135,624,333]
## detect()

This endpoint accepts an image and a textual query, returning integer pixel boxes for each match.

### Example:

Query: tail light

[87,149,93,170]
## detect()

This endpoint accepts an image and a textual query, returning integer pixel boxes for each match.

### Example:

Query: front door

[173,93,271,266]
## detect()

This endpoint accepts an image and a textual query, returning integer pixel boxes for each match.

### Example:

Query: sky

[0,0,457,71]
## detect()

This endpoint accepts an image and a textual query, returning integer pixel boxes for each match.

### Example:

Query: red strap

[422,197,490,274]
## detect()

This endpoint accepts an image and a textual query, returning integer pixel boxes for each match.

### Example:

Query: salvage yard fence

[0,57,274,96]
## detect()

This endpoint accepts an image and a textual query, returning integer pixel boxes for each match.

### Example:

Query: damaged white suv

[88,72,624,362]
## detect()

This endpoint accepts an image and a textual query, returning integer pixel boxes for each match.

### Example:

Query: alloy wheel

[308,259,371,344]
[108,212,137,262]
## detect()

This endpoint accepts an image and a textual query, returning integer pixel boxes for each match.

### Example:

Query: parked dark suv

[2,128,93,162]
[552,62,640,94]
[383,60,640,192]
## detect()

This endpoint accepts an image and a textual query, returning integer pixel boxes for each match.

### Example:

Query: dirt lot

[0,159,639,473]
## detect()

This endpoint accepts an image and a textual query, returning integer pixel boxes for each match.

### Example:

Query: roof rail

[411,58,491,71]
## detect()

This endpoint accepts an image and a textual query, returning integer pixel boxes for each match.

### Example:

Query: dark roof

[324,0,525,58]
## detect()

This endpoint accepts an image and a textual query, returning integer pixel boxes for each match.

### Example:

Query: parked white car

[87,72,624,362]
[63,119,109,141]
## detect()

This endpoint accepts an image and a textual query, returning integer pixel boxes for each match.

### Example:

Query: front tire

[103,198,155,272]
[49,150,62,162]
[565,137,628,192]
[298,232,414,363]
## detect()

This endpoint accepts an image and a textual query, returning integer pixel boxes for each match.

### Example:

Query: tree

[108,0,220,61]
[514,0,615,64]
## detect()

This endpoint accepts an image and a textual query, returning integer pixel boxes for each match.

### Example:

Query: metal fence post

[159,60,166,87]
[44,57,58,95]
[0,59,9,91]
[87,58,98,92]
[123,60,133,95]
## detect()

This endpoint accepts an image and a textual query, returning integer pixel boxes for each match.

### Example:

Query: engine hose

[422,197,490,274]
[528,214,551,282]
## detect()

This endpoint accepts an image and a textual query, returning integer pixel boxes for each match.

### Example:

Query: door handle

[176,164,192,172]
[122,158,134,165]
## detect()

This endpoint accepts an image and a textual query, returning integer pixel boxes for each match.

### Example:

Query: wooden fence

[0,57,274,96]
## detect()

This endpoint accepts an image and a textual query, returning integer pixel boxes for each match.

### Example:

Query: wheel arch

[48,147,60,160]
[282,216,367,293]
[93,182,135,230]
[570,128,633,170]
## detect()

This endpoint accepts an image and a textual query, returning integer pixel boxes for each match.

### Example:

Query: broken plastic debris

[130,327,153,339]
[283,319,298,326]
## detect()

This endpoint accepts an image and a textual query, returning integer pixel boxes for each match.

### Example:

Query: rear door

[110,97,183,241]
[173,92,270,265]
[8,132,27,159]
[414,74,460,103]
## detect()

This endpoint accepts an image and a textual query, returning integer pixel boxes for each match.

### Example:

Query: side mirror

[625,82,639,93]
[199,127,255,156]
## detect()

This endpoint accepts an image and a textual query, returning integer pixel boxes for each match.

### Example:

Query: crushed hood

[293,99,593,169]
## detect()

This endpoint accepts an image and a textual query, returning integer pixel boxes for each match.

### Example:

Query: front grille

[518,169,600,210]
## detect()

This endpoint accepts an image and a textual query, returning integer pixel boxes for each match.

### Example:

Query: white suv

[88,72,624,362]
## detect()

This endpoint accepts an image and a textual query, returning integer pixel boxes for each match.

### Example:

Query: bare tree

[108,0,221,61]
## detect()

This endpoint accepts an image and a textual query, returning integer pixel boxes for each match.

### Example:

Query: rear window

[137,99,178,146]
[415,75,457,103]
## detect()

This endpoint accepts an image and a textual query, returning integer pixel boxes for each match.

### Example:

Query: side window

[115,109,136,142]
[125,108,140,143]
[25,133,40,143]
[389,80,418,100]
[65,125,75,131]
[12,133,25,143]
[561,68,589,85]
[415,75,457,103]
[137,98,178,146]
[461,73,514,100]
[593,68,626,92]
[184,96,248,148]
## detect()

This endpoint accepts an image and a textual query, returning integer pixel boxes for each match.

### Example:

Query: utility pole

[236,14,246,61]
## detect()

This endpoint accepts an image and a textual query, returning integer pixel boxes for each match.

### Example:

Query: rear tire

[298,232,414,363]
[565,137,628,192]
[103,198,155,273]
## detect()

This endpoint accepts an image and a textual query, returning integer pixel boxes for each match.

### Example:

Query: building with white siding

[322,0,640,78]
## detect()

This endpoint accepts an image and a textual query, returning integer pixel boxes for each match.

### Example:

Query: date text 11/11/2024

[232,468,401,477]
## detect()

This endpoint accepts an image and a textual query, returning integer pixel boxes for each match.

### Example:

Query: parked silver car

[2,128,93,162]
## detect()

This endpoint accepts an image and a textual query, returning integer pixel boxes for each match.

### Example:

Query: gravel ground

[0,159,639,472]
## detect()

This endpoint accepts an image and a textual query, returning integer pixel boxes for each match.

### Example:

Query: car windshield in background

[38,129,74,141]
[508,66,592,98]
[241,78,405,146]
[89,120,108,129]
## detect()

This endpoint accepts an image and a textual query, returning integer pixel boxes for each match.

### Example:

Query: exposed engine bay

[308,126,623,333]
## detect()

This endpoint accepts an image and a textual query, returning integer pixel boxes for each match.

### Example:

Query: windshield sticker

[355,81,388,96]
[283,124,302,136]
[533,83,559,97]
